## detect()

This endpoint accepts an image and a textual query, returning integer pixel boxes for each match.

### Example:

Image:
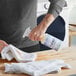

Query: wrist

[41,14,55,28]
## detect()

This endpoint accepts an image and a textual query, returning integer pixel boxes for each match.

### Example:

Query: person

[0,0,67,54]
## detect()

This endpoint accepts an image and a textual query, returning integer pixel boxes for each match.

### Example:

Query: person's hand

[29,24,47,41]
[29,14,55,41]
[0,40,8,53]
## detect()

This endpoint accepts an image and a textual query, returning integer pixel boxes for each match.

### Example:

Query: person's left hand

[29,23,47,41]
[0,40,8,53]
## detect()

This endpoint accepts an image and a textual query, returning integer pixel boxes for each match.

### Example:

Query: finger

[29,32,36,41]
[34,33,44,41]
[32,32,41,41]
[34,33,39,41]
[0,40,8,53]
[40,35,44,41]
[34,34,41,41]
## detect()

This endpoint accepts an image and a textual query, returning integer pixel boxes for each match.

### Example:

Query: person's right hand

[0,40,8,53]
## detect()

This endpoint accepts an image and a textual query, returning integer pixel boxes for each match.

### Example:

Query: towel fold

[1,44,37,62]
[4,59,71,76]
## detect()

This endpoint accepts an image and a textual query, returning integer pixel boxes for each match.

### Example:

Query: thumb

[0,40,8,53]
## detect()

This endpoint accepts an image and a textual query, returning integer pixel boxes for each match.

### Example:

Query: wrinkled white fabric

[4,59,71,76]
[1,44,37,62]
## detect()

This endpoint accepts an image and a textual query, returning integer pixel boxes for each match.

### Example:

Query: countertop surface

[0,47,76,76]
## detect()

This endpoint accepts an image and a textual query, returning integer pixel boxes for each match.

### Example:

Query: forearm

[38,14,55,31]
[29,0,67,41]
[38,0,67,31]
[29,14,55,41]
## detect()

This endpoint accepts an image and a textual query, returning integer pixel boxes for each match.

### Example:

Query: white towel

[1,44,37,62]
[4,59,71,76]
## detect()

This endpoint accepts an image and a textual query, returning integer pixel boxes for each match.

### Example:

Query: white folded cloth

[1,44,37,62]
[4,59,71,76]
